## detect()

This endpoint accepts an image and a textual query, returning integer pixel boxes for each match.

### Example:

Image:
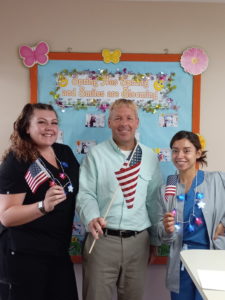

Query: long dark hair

[3,103,58,162]
[170,130,207,167]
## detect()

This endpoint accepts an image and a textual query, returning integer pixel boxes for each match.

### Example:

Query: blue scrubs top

[183,170,209,248]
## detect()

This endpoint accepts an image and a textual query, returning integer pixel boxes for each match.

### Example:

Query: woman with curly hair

[0,103,79,300]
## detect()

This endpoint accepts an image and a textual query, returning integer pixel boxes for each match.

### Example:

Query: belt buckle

[119,230,126,237]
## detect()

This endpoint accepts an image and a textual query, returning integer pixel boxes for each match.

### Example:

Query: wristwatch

[38,201,48,215]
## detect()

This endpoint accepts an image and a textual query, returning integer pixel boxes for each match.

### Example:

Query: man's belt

[103,228,144,238]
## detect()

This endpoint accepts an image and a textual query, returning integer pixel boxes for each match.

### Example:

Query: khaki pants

[82,230,150,300]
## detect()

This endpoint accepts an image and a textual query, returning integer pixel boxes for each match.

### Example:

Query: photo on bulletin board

[29,52,201,264]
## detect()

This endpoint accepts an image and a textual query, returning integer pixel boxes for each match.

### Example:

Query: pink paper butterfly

[19,41,49,68]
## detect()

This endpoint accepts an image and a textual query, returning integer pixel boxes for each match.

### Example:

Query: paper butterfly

[19,41,49,68]
[102,49,121,64]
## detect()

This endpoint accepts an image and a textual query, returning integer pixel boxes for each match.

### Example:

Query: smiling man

[76,99,162,300]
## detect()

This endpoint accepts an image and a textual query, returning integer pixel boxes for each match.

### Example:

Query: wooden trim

[49,52,102,61]
[192,74,201,133]
[121,53,181,62]
[30,65,38,103]
[48,52,181,62]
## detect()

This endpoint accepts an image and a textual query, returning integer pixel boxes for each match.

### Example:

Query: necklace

[171,171,205,232]
[38,156,74,193]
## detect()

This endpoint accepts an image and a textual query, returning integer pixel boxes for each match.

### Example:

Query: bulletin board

[29,52,201,263]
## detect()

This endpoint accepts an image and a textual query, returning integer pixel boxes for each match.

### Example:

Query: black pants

[0,250,78,300]
[0,281,9,300]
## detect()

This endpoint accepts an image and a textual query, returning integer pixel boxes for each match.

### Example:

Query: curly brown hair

[2,103,58,162]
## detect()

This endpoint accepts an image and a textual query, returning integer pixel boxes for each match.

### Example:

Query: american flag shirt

[115,145,142,209]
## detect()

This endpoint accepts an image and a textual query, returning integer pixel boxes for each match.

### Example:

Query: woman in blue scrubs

[156,131,225,300]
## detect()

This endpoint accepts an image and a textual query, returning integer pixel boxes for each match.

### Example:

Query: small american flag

[25,159,50,193]
[115,145,142,209]
[165,175,177,201]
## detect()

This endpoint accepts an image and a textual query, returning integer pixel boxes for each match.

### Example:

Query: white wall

[1,0,225,170]
[1,1,225,299]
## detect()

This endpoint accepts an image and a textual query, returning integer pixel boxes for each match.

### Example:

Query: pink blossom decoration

[180,48,208,75]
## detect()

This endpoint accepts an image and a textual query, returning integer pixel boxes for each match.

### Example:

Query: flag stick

[88,187,119,254]
[88,143,139,254]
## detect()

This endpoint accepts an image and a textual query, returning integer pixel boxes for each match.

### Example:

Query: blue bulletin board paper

[30,52,200,263]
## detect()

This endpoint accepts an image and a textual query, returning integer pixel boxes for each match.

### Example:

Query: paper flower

[180,48,208,75]
[19,41,49,68]
[197,134,206,150]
